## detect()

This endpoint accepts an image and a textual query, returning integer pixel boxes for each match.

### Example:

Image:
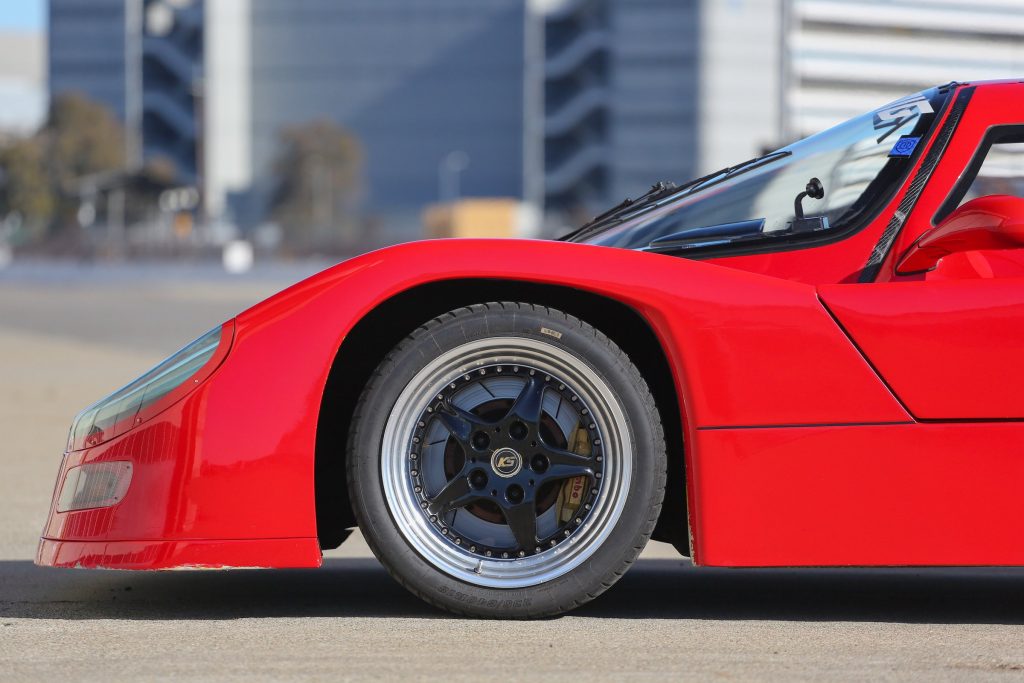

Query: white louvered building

[785,0,1024,137]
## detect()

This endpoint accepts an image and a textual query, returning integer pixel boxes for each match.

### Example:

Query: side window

[935,126,1024,223]
[962,141,1024,203]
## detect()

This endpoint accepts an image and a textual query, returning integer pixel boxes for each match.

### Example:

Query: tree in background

[0,137,54,244]
[270,119,363,250]
[0,93,126,247]
[44,93,126,191]
[42,93,126,237]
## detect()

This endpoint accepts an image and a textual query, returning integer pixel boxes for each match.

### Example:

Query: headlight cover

[68,322,234,451]
[57,461,133,512]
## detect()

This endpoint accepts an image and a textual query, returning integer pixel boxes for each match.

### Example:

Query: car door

[817,82,1024,420]
[819,277,1024,419]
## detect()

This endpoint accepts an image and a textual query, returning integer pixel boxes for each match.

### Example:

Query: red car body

[38,80,1024,571]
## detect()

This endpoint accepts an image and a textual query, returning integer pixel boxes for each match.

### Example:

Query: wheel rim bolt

[469,469,488,489]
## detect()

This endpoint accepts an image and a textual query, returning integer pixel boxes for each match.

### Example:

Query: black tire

[347,302,666,618]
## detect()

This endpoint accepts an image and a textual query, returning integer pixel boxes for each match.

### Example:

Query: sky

[0,1,44,32]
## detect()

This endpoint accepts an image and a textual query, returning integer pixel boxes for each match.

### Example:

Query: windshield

[573,87,949,250]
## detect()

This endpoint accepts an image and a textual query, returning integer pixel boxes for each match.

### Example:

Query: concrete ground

[1,261,1023,682]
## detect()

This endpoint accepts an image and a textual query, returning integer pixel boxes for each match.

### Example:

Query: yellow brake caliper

[556,423,591,524]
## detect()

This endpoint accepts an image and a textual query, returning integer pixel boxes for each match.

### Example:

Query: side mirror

[896,195,1024,274]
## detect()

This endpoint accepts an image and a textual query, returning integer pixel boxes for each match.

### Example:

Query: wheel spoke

[427,475,478,515]
[544,445,593,468]
[435,404,478,445]
[507,375,546,423]
[502,500,538,551]
[546,463,595,486]
[536,445,595,485]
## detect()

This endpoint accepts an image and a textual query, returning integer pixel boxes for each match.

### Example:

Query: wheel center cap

[490,447,522,478]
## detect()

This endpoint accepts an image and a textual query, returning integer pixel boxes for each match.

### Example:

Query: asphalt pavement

[1,260,1022,682]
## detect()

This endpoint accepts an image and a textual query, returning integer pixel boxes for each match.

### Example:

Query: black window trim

[857,85,974,282]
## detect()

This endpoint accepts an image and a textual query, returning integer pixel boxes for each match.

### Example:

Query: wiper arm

[561,150,792,243]
[561,180,677,241]
[684,149,793,193]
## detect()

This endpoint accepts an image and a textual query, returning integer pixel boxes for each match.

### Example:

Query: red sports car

[38,80,1024,618]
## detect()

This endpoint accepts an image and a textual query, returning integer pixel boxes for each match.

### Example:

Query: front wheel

[348,302,666,617]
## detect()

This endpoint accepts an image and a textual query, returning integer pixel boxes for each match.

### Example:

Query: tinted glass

[962,140,1024,204]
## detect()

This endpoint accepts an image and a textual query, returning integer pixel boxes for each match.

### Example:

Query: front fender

[39,239,907,569]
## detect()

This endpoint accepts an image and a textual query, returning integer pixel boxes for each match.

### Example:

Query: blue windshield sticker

[889,136,921,157]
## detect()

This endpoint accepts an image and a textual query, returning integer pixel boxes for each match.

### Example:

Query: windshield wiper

[564,180,678,240]
[682,149,793,193]
[726,148,793,174]
[562,150,792,242]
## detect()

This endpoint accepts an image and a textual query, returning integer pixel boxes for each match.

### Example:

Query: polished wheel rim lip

[381,337,633,589]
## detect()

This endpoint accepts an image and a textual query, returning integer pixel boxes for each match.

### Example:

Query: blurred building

[543,0,783,207]
[49,0,201,180]
[50,0,776,234]
[0,31,46,138]
[784,0,1024,138]
[47,0,1024,239]
[236,0,532,230]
